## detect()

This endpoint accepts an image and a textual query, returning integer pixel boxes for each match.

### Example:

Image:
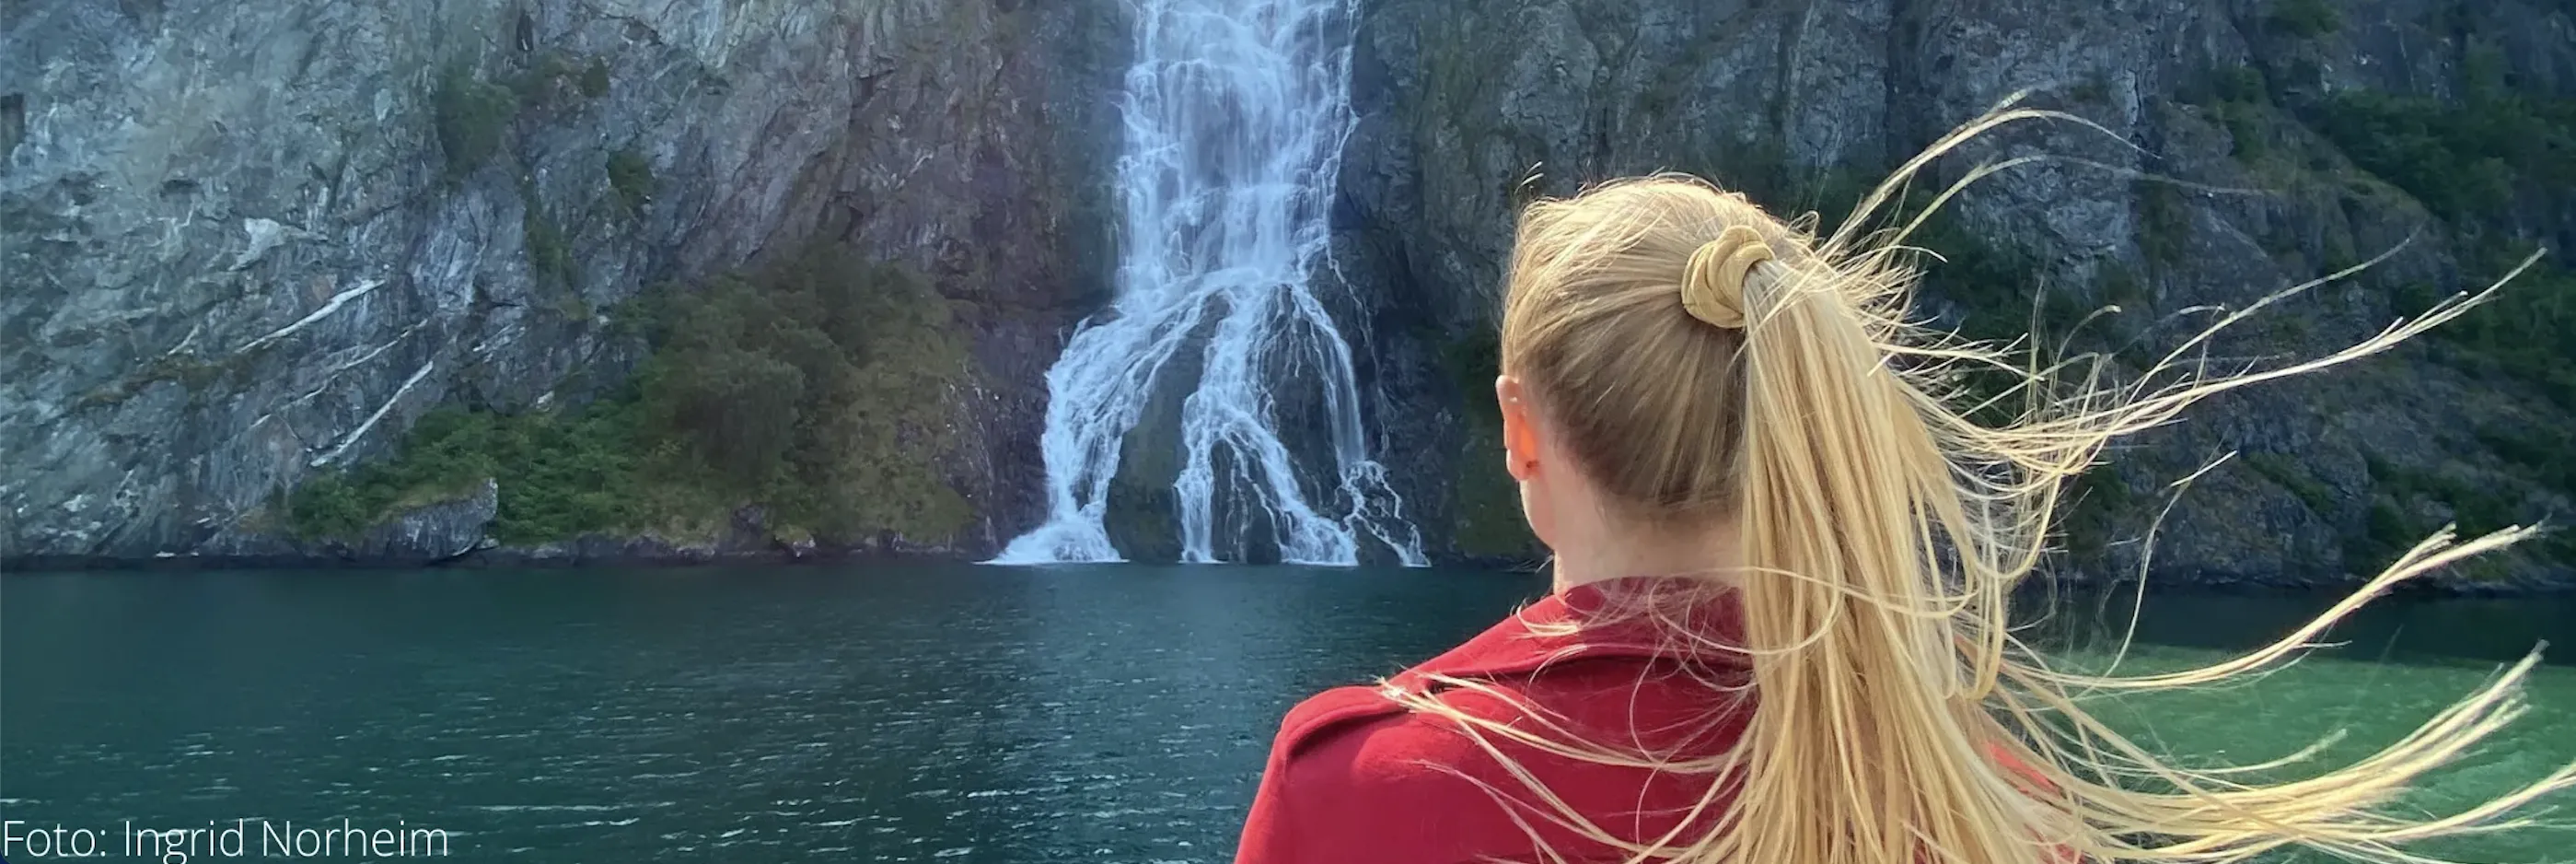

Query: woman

[1234,110,2571,864]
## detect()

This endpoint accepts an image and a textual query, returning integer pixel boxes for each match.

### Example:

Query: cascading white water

[992,0,1427,566]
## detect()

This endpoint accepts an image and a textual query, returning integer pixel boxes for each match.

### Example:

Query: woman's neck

[1548,517,1743,594]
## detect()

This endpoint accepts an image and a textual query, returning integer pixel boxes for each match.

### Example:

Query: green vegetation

[286,405,639,543]
[1907,210,2076,345]
[519,193,576,295]
[431,62,517,180]
[2095,262,2150,316]
[608,147,656,214]
[2306,40,2574,223]
[2455,422,2576,568]
[2175,41,2576,577]
[2374,334,2576,571]
[2189,65,2278,163]
[2350,442,2576,578]
[2474,424,2576,495]
[2350,455,2530,578]
[287,245,978,546]
[2133,179,2191,271]
[427,51,617,181]
[2268,0,2341,38]
[2416,254,2576,408]
[435,51,647,299]
[2060,463,2134,560]
[2310,92,2570,222]
[579,57,612,99]
[2210,64,2268,106]
[2292,52,2576,572]
[511,51,607,111]
[2245,452,2336,514]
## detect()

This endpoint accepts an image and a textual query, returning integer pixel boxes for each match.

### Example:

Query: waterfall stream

[992,0,1428,566]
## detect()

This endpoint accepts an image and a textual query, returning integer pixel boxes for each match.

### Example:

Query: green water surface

[1,566,2569,862]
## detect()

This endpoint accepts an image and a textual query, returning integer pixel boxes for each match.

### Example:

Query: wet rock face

[9,0,2573,590]
[1,0,1127,562]
[1337,0,2576,588]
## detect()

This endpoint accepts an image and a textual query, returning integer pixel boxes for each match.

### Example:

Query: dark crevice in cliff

[0,92,24,168]
[1878,0,1920,170]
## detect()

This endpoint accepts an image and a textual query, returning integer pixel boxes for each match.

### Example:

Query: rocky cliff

[1336,0,2576,589]
[3,0,1126,565]
[10,0,2575,590]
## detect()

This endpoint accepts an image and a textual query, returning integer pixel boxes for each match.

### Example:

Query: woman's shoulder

[1239,683,1558,864]
[1275,659,1746,769]
[1237,584,1757,864]
[1242,670,1746,864]
[1268,683,1488,782]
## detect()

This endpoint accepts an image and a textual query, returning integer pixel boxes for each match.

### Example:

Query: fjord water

[994,0,1425,566]
[5,567,2573,863]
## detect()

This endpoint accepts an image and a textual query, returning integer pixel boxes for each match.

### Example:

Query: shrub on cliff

[2268,0,2340,38]
[2309,65,2575,223]
[432,62,516,181]
[608,148,655,213]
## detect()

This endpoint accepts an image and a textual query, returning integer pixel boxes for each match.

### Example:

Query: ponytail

[1396,99,2573,864]
[1718,215,2052,864]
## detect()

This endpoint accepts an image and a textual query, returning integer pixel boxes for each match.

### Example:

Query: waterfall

[991,0,1428,566]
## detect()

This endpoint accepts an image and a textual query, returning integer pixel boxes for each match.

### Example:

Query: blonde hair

[1398,104,2574,864]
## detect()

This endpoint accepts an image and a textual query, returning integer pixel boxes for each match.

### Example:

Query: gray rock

[1,0,1128,563]
[8,0,2571,594]
[1336,0,2576,590]
[351,476,497,563]
[182,476,493,565]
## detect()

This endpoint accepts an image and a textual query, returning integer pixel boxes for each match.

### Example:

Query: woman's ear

[1496,376,1541,482]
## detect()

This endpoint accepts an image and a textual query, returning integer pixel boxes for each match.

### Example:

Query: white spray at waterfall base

[992,0,1428,566]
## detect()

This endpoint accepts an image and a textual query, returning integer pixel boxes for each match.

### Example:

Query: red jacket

[1233,578,2061,864]
[1234,578,1752,864]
